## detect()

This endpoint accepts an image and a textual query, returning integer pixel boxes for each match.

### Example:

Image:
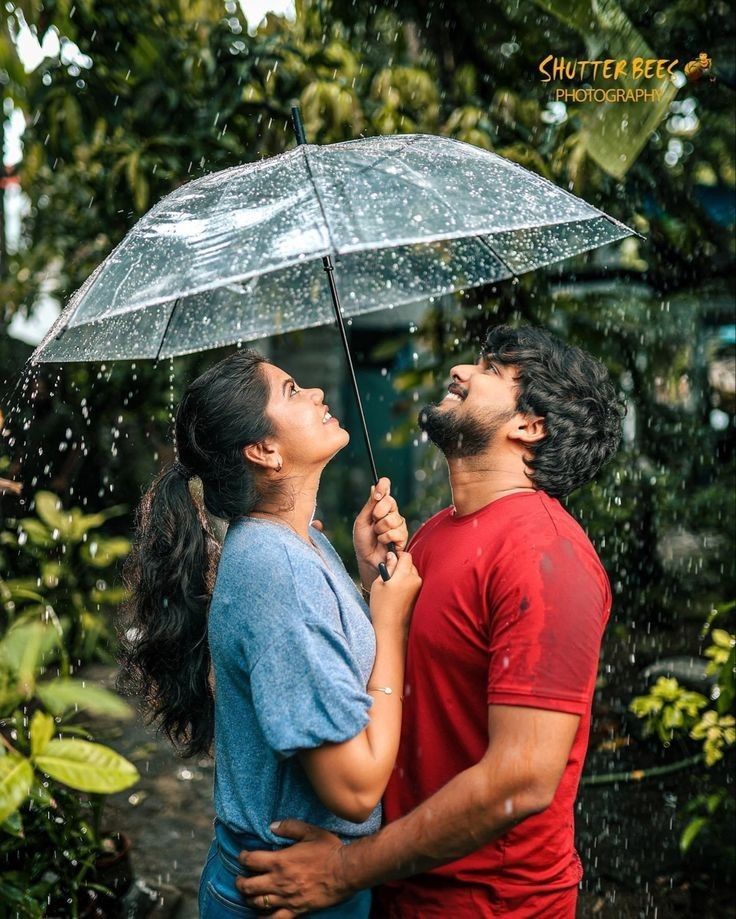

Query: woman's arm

[298,551,420,823]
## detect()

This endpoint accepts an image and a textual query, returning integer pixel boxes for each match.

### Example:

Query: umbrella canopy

[32,133,637,364]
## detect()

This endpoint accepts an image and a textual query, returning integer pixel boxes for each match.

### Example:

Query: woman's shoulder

[308,524,339,558]
[220,518,327,584]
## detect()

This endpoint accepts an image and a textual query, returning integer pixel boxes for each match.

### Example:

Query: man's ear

[242,441,281,472]
[508,415,546,445]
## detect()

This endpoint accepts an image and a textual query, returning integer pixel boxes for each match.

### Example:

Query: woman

[121,348,421,918]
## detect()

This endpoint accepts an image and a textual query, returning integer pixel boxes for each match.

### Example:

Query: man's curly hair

[484,325,625,498]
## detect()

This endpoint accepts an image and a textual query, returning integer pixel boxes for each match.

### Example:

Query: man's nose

[450,363,478,382]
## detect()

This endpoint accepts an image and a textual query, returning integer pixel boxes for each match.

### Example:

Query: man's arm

[236,704,579,916]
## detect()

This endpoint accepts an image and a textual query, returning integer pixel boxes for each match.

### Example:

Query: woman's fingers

[373,512,404,535]
[377,529,407,547]
[373,476,391,500]
[355,477,391,527]
[371,478,397,522]
[372,494,397,521]
[383,550,399,577]
[391,550,414,574]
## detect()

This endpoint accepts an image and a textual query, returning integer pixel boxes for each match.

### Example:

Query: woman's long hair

[119,349,273,757]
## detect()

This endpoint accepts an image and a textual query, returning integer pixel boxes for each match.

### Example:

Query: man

[235,324,624,918]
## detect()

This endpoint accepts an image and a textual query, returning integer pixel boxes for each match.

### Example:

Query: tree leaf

[36,679,132,719]
[34,491,70,536]
[34,739,139,793]
[29,711,55,758]
[80,536,131,568]
[716,645,735,716]
[0,807,24,837]
[69,510,108,542]
[16,518,54,548]
[0,756,34,823]
[0,620,60,691]
[711,629,735,649]
[680,815,708,853]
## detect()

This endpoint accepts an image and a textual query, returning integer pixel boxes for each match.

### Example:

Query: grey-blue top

[208,516,380,844]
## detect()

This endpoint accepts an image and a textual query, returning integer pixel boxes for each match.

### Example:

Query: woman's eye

[290,384,299,397]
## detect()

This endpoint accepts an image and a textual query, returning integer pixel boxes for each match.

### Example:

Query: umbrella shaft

[322,255,380,485]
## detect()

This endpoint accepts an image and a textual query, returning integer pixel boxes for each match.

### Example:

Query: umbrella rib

[493,153,644,240]
[155,297,181,362]
[300,135,423,251]
[300,147,339,254]
[341,134,423,183]
[395,156,520,281]
[475,235,518,281]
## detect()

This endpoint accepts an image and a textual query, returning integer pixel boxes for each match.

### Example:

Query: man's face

[418,353,519,458]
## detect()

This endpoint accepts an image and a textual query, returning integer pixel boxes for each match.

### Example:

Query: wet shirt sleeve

[247,554,373,758]
[486,537,610,716]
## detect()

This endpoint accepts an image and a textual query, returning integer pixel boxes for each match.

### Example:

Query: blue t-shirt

[208,516,380,844]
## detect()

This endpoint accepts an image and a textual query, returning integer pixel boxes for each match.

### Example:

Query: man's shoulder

[495,492,592,543]
[408,506,454,549]
[490,493,607,584]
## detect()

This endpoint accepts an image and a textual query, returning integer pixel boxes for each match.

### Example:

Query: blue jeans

[198,819,372,918]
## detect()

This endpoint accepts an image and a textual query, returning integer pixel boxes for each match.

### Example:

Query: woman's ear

[508,415,546,445]
[243,441,282,472]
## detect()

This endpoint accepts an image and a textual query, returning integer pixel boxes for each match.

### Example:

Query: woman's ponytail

[121,465,217,756]
[119,349,273,757]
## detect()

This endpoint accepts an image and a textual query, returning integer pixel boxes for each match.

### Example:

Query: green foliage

[0,482,137,913]
[629,622,735,754]
[704,628,735,676]
[629,675,708,742]
[0,617,138,915]
[680,787,735,864]
[630,609,736,863]
[1,490,130,664]
[690,709,736,766]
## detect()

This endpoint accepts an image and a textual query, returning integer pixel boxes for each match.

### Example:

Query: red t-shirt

[377,491,611,917]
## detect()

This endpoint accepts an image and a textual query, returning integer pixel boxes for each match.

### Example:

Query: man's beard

[418,401,514,459]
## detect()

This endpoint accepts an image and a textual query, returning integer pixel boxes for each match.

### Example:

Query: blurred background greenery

[0,0,734,915]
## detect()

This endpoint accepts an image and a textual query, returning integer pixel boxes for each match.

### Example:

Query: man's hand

[235,820,351,917]
[353,477,408,589]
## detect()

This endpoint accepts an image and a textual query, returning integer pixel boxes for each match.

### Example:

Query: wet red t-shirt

[376,491,611,917]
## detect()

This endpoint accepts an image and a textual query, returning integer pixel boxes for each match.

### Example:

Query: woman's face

[260,362,350,470]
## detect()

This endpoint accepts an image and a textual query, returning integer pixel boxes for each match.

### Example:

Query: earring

[276,461,282,472]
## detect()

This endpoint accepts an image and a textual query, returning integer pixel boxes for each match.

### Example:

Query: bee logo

[684,52,714,83]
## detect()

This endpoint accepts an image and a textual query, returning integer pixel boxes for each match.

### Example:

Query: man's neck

[447,453,536,517]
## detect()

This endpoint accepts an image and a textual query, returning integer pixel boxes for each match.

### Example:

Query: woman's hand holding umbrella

[353,477,409,590]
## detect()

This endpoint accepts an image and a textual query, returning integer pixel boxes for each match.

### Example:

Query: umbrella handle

[291,104,393,582]
[322,256,395,582]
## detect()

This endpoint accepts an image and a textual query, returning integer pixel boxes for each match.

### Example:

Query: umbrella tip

[290,104,307,146]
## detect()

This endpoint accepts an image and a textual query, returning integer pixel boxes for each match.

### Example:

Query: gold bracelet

[367,686,403,701]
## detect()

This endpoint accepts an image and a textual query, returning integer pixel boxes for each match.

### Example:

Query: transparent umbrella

[31,109,639,480]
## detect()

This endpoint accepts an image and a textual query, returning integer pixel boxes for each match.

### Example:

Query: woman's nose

[310,387,325,403]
